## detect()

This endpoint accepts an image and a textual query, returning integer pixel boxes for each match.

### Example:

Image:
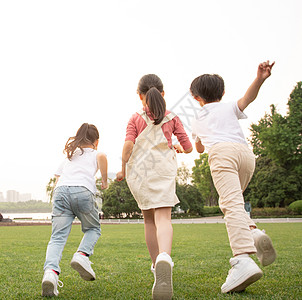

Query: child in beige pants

[191,61,276,293]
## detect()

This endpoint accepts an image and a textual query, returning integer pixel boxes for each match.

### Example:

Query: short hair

[190,74,225,103]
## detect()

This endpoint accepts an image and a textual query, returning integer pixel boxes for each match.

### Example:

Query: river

[2,212,52,220]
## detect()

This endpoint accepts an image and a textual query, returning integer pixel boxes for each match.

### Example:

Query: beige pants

[208,142,257,256]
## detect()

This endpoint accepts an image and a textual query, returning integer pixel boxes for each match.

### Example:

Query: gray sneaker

[221,255,263,293]
[42,269,63,297]
[70,252,96,281]
[252,229,276,266]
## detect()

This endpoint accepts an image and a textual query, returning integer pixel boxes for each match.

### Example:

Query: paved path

[171,217,302,224]
[99,216,302,225]
[2,216,301,226]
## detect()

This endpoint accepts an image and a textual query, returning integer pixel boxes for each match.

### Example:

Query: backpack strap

[137,110,176,126]
[137,109,152,125]
[161,112,176,125]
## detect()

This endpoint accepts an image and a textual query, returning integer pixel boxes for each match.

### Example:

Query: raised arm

[237,61,275,112]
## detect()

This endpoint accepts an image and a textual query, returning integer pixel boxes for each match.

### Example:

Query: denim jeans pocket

[52,193,66,217]
[76,190,95,214]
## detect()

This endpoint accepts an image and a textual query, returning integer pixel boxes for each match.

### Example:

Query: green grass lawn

[0,223,301,299]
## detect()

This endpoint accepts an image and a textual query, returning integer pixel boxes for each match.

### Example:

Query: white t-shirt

[55,148,99,194]
[191,101,248,151]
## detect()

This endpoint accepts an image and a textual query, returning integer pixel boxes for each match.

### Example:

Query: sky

[0,0,301,201]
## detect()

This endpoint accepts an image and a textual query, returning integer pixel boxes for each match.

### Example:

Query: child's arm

[237,61,275,112]
[116,140,134,181]
[54,175,60,186]
[97,153,108,189]
[172,116,193,154]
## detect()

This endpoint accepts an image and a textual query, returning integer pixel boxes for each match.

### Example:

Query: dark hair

[190,74,225,103]
[137,74,166,125]
[64,123,99,160]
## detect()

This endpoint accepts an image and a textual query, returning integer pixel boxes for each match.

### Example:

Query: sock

[236,254,249,259]
[52,269,60,275]
[78,251,89,257]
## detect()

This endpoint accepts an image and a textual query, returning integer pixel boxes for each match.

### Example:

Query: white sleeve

[233,101,248,120]
[55,160,66,176]
[191,119,201,142]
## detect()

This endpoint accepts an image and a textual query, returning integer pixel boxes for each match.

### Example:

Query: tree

[192,153,218,206]
[244,156,300,207]
[46,176,57,203]
[176,162,191,185]
[248,82,302,205]
[101,179,140,218]
[176,183,204,215]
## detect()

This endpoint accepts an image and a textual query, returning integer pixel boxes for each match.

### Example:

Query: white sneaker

[221,255,263,293]
[151,263,155,277]
[42,269,63,297]
[252,229,276,266]
[70,252,96,281]
[152,252,173,300]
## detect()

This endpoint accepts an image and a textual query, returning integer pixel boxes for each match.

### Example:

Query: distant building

[0,192,4,202]
[6,190,19,202]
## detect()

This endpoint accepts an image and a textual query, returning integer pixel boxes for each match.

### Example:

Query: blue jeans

[44,186,101,273]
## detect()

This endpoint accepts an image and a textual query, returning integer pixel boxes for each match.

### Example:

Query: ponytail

[146,87,166,125]
[137,74,166,125]
[64,123,99,160]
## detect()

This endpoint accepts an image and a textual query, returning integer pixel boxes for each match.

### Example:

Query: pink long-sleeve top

[125,107,192,151]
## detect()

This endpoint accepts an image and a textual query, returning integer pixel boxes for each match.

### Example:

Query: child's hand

[257,60,275,81]
[174,144,184,153]
[101,180,108,190]
[116,171,125,181]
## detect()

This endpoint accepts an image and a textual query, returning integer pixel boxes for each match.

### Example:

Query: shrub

[251,207,291,217]
[288,200,302,214]
[203,206,222,216]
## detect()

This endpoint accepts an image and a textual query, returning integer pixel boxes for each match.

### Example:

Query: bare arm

[54,175,60,186]
[97,153,108,189]
[237,61,275,112]
[116,140,134,181]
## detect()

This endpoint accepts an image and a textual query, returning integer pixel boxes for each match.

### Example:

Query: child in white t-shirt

[191,61,276,293]
[42,123,108,297]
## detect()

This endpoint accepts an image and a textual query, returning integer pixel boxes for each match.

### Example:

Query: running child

[42,123,108,297]
[190,61,276,293]
[116,74,193,300]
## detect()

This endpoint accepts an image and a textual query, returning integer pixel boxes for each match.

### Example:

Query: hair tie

[149,86,155,90]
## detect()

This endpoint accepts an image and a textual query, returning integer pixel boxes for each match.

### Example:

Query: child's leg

[44,187,75,273]
[142,207,173,266]
[154,207,173,255]
[142,209,159,266]
[152,207,174,300]
[69,187,101,281]
[209,144,256,256]
[71,187,101,256]
[238,157,257,230]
